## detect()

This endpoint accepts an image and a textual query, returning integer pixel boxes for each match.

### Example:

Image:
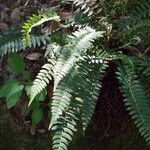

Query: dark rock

[0,11,9,22]
[4,7,10,12]
[0,4,5,12]
[0,22,9,31]
[10,8,21,24]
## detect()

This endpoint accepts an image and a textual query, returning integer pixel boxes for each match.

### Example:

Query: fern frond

[132,2,150,19]
[0,28,24,54]
[53,27,105,89]
[50,56,110,150]
[135,57,150,77]
[29,59,56,105]
[29,34,51,48]
[74,0,102,18]
[116,61,150,144]
[52,96,81,150]
[134,19,150,30]
[135,57,150,102]
[80,57,108,131]
[22,12,60,46]
[0,28,51,55]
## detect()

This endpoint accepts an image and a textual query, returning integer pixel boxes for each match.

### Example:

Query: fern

[0,0,150,149]
[22,12,60,46]
[51,57,109,150]
[116,60,150,144]
[53,27,105,89]
[0,28,24,54]
[52,95,81,150]
[74,0,102,18]
[29,59,56,105]
[135,57,150,101]
[135,57,150,77]
[80,58,108,131]
[132,1,150,19]
[0,28,51,54]
[130,2,150,40]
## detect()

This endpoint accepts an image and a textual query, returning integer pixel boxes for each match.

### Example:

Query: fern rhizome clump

[0,0,150,149]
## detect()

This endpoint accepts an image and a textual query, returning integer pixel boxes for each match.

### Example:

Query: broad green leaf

[23,70,30,81]
[0,79,24,108]
[32,109,43,125]
[6,91,22,109]
[7,83,24,98]
[35,90,47,102]
[0,79,17,98]
[8,53,25,75]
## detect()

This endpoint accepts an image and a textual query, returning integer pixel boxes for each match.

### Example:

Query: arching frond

[0,28,51,55]
[74,0,102,18]
[29,59,56,105]
[50,57,109,150]
[132,1,150,19]
[22,12,60,46]
[53,27,105,89]
[0,28,24,54]
[135,57,150,77]
[116,61,150,144]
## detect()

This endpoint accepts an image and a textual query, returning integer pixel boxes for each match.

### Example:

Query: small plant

[0,0,150,149]
[0,52,46,125]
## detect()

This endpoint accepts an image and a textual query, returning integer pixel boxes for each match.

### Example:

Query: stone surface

[4,7,10,12]
[0,11,9,22]
[0,4,5,12]
[10,8,21,24]
[0,22,9,31]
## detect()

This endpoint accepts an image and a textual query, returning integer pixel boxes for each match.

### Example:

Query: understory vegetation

[0,0,150,149]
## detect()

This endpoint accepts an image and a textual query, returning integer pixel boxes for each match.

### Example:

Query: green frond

[116,61,150,144]
[74,0,102,18]
[135,57,150,101]
[29,34,51,48]
[132,2,150,19]
[0,28,51,55]
[29,59,55,105]
[0,28,24,54]
[53,27,105,89]
[50,67,80,150]
[22,12,60,46]
[134,19,150,30]
[29,27,105,107]
[52,96,81,150]
[50,56,109,150]
[130,2,150,37]
[135,57,150,77]
[80,57,108,131]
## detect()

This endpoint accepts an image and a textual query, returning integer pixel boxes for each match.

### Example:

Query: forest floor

[0,0,150,150]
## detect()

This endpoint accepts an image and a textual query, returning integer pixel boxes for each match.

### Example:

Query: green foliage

[32,108,43,125]
[0,0,150,149]
[0,79,24,108]
[0,53,26,108]
[0,28,51,55]
[135,58,150,77]
[29,59,55,105]
[21,12,60,46]
[8,53,25,75]
[116,60,150,144]
[0,28,24,54]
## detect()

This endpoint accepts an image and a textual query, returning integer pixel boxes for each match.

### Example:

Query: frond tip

[21,12,60,46]
[29,59,55,106]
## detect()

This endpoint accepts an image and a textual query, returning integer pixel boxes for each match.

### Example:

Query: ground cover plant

[0,0,150,149]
